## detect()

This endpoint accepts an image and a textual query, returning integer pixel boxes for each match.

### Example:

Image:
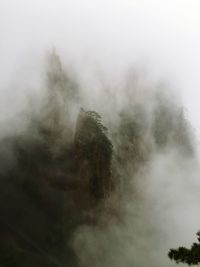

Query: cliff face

[0,52,113,267]
[0,110,113,267]
[74,108,113,201]
[0,92,114,267]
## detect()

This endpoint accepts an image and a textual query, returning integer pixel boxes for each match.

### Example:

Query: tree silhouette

[168,232,200,265]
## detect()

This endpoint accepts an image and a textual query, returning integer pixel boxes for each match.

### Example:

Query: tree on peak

[75,108,113,200]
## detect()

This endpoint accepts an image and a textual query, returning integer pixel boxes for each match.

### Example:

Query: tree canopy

[169,232,200,265]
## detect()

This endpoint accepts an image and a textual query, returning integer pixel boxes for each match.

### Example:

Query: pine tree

[168,232,200,265]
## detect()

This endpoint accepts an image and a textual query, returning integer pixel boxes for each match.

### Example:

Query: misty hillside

[0,51,195,267]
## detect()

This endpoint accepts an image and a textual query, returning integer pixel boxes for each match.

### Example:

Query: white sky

[0,0,200,136]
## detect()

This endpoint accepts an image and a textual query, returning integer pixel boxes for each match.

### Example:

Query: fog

[1,1,200,267]
[1,1,200,132]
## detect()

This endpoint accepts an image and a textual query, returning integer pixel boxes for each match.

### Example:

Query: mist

[1,1,200,267]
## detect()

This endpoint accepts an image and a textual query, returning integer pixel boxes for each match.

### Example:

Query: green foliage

[168,232,200,265]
